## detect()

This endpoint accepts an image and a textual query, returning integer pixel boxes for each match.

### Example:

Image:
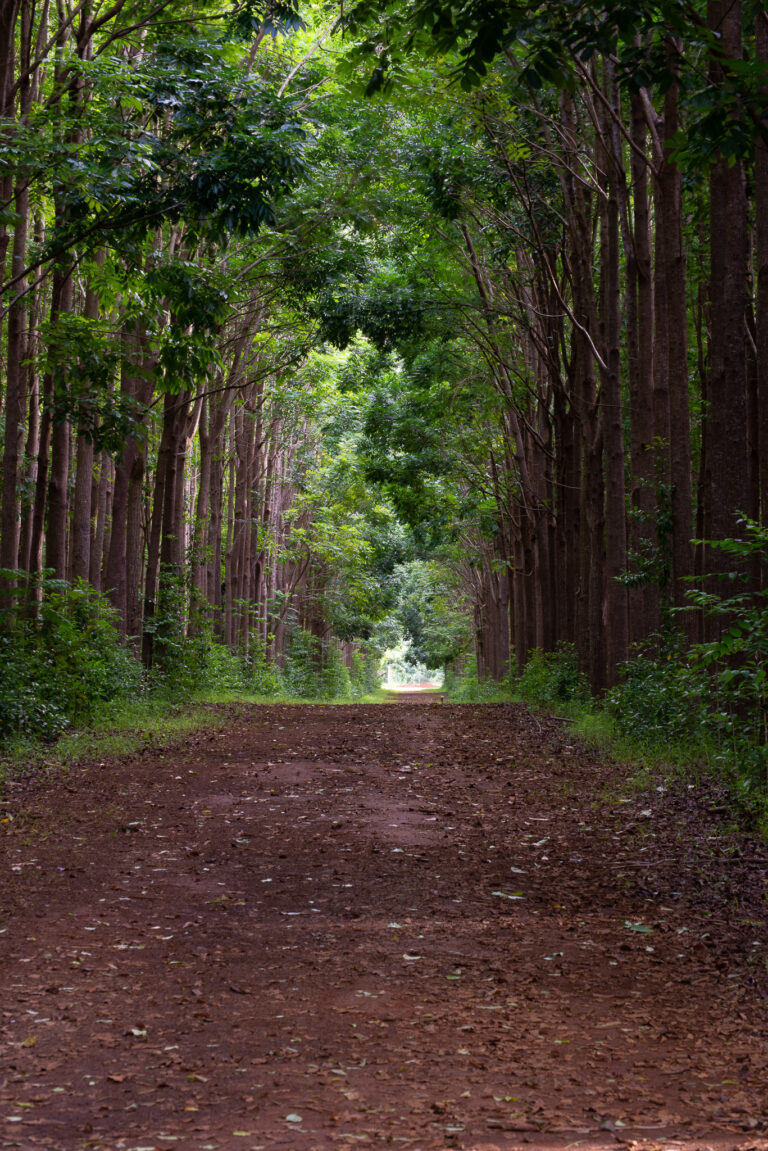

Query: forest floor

[1,697,768,1151]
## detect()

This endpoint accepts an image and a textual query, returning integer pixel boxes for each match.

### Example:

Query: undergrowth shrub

[281,630,374,700]
[0,568,378,748]
[282,628,322,697]
[176,632,285,698]
[350,649,381,696]
[606,638,707,750]
[144,571,208,699]
[606,519,768,805]
[198,637,252,694]
[321,641,352,699]
[446,655,480,700]
[447,655,515,702]
[0,573,143,741]
[516,644,590,711]
[680,518,768,798]
[242,635,283,696]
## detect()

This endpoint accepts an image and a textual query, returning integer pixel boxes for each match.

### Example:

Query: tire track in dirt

[1,699,767,1150]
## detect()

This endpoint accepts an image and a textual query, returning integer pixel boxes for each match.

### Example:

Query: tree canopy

[2,0,768,773]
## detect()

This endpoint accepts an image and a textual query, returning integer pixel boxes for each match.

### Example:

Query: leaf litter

[1,697,768,1149]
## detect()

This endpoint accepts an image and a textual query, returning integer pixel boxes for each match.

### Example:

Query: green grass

[0,684,399,787]
[6,667,763,834]
[446,656,768,824]
[521,680,767,829]
[1,695,231,780]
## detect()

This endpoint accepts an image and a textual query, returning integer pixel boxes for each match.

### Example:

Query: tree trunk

[125,444,146,640]
[105,329,154,627]
[551,369,579,649]
[598,64,628,684]
[90,453,111,590]
[1,178,30,575]
[69,282,100,583]
[756,12,768,539]
[225,425,236,647]
[192,395,214,602]
[28,372,53,585]
[660,59,694,620]
[703,0,749,604]
[0,0,22,354]
[210,439,226,636]
[193,386,234,617]
[45,266,75,579]
[69,432,93,583]
[18,372,39,575]
[627,91,657,642]
[142,400,174,667]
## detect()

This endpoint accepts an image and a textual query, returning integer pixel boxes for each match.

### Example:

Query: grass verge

[447,653,768,832]
[0,686,395,790]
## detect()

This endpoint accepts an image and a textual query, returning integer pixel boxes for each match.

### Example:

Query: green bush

[448,655,515,702]
[200,637,252,693]
[0,573,144,742]
[516,644,590,711]
[143,570,206,698]
[282,630,367,700]
[679,518,768,796]
[448,655,483,700]
[350,649,381,696]
[607,645,707,748]
[283,628,322,698]
[242,635,283,696]
[320,641,352,699]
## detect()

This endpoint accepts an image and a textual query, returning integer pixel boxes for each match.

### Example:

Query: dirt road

[1,698,767,1150]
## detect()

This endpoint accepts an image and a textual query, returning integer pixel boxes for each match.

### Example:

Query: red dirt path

[1,697,768,1151]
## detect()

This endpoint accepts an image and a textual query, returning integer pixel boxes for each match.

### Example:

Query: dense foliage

[1,0,768,806]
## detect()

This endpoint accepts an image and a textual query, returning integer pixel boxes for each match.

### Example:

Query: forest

[1,0,768,801]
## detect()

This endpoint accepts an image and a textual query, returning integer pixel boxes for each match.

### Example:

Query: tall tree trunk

[756,11,768,540]
[584,396,605,693]
[105,329,154,627]
[0,0,22,353]
[1,178,30,575]
[599,64,628,684]
[125,445,146,639]
[90,453,111,590]
[142,399,174,667]
[69,271,102,582]
[1,1,35,584]
[18,207,44,575]
[703,0,749,608]
[45,265,75,579]
[18,373,39,575]
[44,12,93,582]
[561,89,606,690]
[192,395,214,603]
[105,438,138,623]
[225,425,236,648]
[627,91,657,642]
[192,386,234,616]
[209,438,226,636]
[232,401,253,651]
[660,56,694,620]
[29,370,53,585]
[553,383,579,647]
[69,432,93,582]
